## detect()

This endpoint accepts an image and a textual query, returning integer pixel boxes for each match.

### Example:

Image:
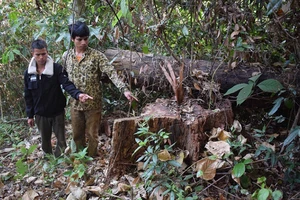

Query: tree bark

[104,49,300,94]
[106,98,234,178]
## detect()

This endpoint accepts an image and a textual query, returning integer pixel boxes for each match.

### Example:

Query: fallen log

[103,49,300,94]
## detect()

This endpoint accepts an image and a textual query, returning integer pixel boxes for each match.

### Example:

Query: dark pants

[35,112,66,157]
[71,109,101,156]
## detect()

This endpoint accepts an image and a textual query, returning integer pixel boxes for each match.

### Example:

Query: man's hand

[79,93,93,103]
[124,91,139,102]
[27,118,34,128]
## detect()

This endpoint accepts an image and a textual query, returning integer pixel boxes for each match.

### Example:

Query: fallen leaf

[22,190,39,200]
[149,186,166,200]
[205,141,231,158]
[85,186,104,196]
[0,148,15,154]
[233,120,242,132]
[26,176,37,184]
[230,30,240,39]
[261,142,275,152]
[157,149,172,161]
[117,182,132,192]
[194,157,220,180]
[237,135,247,145]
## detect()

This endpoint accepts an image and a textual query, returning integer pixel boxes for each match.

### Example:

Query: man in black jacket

[24,39,92,157]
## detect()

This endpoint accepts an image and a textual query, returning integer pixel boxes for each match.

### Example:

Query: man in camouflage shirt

[62,21,135,156]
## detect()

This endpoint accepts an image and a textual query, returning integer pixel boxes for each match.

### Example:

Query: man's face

[72,36,89,51]
[32,48,48,67]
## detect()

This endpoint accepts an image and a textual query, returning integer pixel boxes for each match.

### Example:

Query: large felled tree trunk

[103,49,300,94]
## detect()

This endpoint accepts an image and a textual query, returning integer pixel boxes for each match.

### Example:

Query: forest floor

[0,102,300,200]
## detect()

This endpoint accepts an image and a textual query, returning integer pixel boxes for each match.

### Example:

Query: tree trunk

[106,98,234,178]
[103,49,300,94]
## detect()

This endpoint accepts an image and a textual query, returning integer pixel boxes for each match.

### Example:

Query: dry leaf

[237,135,247,144]
[194,82,201,90]
[53,179,64,188]
[137,162,144,171]
[233,120,242,132]
[69,186,86,200]
[243,153,254,160]
[261,142,275,152]
[194,157,218,180]
[157,149,172,161]
[205,141,231,158]
[176,150,185,165]
[117,183,132,192]
[218,130,232,141]
[84,177,95,186]
[132,176,142,185]
[230,30,240,39]
[0,147,15,154]
[209,127,232,141]
[26,176,37,184]
[234,24,239,31]
[0,179,4,188]
[209,127,221,140]
[149,187,166,200]
[232,173,240,185]
[231,61,237,69]
[22,190,39,200]
[85,186,104,196]
[114,26,120,42]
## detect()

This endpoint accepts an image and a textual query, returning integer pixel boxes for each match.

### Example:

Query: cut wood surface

[107,98,234,178]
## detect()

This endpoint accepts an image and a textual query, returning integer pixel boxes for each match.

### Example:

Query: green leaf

[237,82,253,105]
[12,49,21,56]
[196,170,203,177]
[232,163,245,178]
[249,73,262,83]
[8,11,18,21]
[257,79,283,93]
[112,10,123,27]
[9,51,15,62]
[63,170,72,176]
[56,32,69,43]
[268,97,284,116]
[257,188,270,200]
[243,159,253,165]
[142,46,149,54]
[28,145,37,154]
[266,0,282,16]
[168,160,181,167]
[284,98,294,109]
[70,139,77,153]
[224,83,248,96]
[282,126,300,148]
[152,154,158,164]
[182,25,189,36]
[236,37,243,47]
[120,0,128,17]
[272,190,283,200]
[240,174,251,189]
[257,176,266,184]
[2,53,8,64]
[16,159,28,176]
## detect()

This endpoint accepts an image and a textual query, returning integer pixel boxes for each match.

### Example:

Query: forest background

[0,0,299,199]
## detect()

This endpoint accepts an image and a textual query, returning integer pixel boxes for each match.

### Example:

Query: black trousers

[35,112,66,157]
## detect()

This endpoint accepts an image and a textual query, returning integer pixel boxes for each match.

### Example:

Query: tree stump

[107,98,234,178]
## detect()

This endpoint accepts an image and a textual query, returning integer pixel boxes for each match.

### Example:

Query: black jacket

[24,61,82,118]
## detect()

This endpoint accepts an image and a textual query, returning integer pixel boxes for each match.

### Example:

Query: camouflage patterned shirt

[62,47,128,111]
